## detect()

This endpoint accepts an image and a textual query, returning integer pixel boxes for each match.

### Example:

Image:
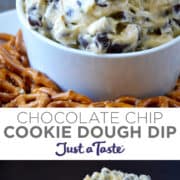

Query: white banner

[0,108,179,160]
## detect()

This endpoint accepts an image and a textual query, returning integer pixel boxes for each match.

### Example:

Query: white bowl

[16,0,180,101]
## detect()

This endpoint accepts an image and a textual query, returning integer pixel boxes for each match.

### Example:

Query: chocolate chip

[28,16,42,27]
[116,23,126,33]
[28,14,42,27]
[61,32,71,37]
[173,18,180,26]
[95,0,108,7]
[78,36,89,49]
[161,8,172,16]
[137,29,142,41]
[107,43,128,53]
[110,11,126,20]
[173,4,180,14]
[145,17,150,22]
[66,9,74,17]
[48,0,59,3]
[130,8,136,14]
[28,6,42,27]
[96,33,110,49]
[77,0,82,7]
[48,0,60,9]
[153,28,162,35]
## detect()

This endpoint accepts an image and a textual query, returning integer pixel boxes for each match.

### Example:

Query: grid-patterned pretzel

[52,90,92,104]
[5,93,50,108]
[0,68,25,103]
[0,30,180,108]
[137,96,180,107]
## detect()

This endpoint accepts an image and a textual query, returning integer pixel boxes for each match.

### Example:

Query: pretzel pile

[0,31,180,108]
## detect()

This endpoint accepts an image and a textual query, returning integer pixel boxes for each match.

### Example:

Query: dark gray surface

[0,161,180,180]
[0,1,15,12]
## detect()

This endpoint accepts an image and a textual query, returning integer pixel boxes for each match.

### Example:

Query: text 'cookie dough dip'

[24,0,180,54]
[83,168,151,180]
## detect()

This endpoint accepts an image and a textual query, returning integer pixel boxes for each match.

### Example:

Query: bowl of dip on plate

[16,0,180,101]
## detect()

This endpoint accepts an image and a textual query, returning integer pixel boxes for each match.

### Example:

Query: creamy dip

[83,168,151,180]
[24,0,180,53]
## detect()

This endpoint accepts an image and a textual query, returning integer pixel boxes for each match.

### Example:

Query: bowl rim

[16,0,180,59]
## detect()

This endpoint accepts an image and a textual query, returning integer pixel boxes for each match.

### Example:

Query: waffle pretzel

[0,45,25,73]
[115,96,139,106]
[0,68,25,91]
[137,96,180,107]
[0,31,29,68]
[25,68,60,91]
[52,90,92,104]
[0,92,17,104]
[5,93,50,108]
[168,78,180,102]
[89,101,134,107]
[0,68,25,104]
[32,87,60,98]
[176,79,180,89]
[0,33,14,42]
[47,101,89,108]
[15,30,27,56]
[0,79,20,103]
[2,45,29,68]
[168,90,180,102]
[0,47,60,91]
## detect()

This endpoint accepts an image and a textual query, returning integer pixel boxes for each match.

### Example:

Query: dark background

[0,161,180,180]
[0,1,15,13]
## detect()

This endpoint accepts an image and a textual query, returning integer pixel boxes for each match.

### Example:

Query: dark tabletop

[0,161,180,180]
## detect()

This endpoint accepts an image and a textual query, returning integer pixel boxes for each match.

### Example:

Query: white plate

[0,10,20,34]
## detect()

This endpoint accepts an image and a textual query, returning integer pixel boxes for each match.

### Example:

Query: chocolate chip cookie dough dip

[84,168,151,180]
[24,0,180,54]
